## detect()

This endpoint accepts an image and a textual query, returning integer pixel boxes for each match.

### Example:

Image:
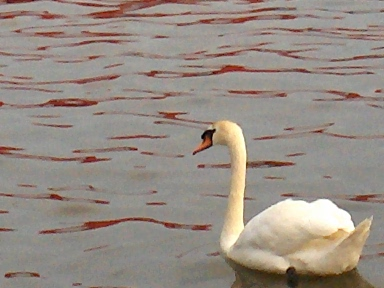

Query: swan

[192,120,372,275]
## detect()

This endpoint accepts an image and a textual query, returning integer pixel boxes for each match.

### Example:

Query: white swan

[193,120,372,275]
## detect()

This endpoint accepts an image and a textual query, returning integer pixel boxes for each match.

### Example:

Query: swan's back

[233,199,353,255]
[227,199,371,274]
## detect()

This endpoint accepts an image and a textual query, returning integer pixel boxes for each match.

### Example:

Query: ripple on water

[0,0,383,287]
[39,217,211,234]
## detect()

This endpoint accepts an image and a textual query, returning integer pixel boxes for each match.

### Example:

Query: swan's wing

[234,199,355,256]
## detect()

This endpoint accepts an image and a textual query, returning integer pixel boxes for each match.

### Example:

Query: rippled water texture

[0,0,383,287]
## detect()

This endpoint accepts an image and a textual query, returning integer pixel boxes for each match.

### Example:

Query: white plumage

[193,120,372,275]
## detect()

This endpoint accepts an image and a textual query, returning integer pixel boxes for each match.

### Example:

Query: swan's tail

[289,217,372,275]
[336,217,372,271]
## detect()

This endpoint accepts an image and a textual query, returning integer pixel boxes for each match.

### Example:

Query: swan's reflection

[228,260,375,288]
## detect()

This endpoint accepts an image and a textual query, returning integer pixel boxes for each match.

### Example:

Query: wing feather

[234,199,354,255]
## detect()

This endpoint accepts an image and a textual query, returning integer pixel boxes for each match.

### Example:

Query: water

[0,0,383,287]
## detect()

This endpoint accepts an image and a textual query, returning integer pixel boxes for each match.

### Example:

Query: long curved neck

[220,131,247,253]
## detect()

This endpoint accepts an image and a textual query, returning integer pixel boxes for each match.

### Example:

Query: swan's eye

[201,129,216,140]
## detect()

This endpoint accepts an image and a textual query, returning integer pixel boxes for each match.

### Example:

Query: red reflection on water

[8,98,98,109]
[158,111,187,119]
[142,64,324,78]
[33,122,73,128]
[348,194,384,203]
[0,192,109,204]
[85,0,201,19]
[0,145,111,163]
[329,91,360,99]
[2,75,119,88]
[54,57,103,64]
[137,111,191,121]
[4,271,40,278]
[39,217,211,234]
[227,90,287,98]
[198,160,294,169]
[33,31,65,38]
[282,192,384,204]
[0,146,24,153]
[176,11,296,26]
[0,10,64,20]
[109,134,168,140]
[0,228,14,232]
[39,98,97,107]
[143,59,379,78]
[87,8,124,19]
[80,156,111,163]
[146,202,166,206]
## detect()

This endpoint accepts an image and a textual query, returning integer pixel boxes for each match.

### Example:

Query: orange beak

[192,137,212,155]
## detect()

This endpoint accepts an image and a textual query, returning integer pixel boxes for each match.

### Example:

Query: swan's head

[192,120,243,155]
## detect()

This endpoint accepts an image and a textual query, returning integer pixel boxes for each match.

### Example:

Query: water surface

[0,0,383,287]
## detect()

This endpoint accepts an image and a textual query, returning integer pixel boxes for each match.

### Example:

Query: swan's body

[193,120,372,275]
